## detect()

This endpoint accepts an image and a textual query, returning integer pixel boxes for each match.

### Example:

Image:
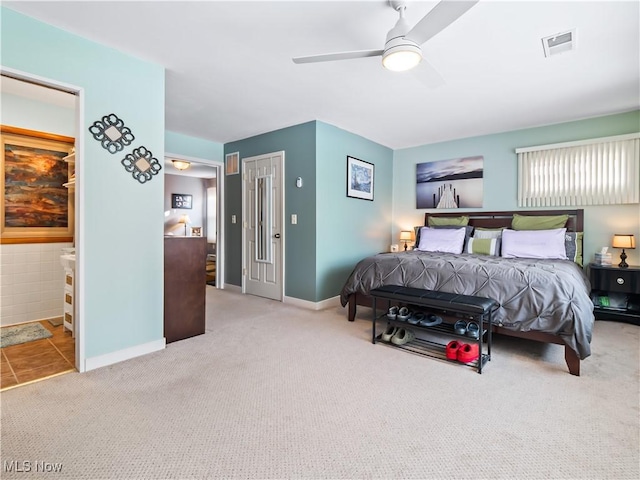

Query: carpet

[1,323,53,348]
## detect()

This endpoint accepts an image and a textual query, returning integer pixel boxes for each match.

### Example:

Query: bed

[340,209,594,376]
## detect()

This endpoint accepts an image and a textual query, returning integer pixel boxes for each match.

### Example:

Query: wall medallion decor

[89,113,135,153]
[416,156,484,209]
[121,146,162,184]
[1,126,75,244]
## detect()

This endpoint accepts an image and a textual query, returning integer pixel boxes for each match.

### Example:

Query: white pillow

[501,228,568,260]
[417,227,466,254]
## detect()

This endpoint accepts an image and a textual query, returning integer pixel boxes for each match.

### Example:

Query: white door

[243,151,284,300]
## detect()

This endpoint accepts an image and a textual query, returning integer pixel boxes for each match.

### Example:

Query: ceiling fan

[292,0,478,72]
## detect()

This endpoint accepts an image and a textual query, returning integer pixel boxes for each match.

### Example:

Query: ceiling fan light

[172,160,191,171]
[382,47,422,72]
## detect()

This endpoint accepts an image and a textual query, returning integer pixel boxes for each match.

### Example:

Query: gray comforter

[340,251,594,359]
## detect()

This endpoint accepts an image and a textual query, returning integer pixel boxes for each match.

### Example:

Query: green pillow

[428,216,469,227]
[511,214,568,230]
[473,227,504,239]
[467,237,501,256]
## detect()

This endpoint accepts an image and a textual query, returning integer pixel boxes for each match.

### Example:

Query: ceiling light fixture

[382,43,422,71]
[172,160,191,171]
[381,4,422,72]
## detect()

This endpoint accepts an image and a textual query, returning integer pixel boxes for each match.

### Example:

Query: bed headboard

[424,209,584,232]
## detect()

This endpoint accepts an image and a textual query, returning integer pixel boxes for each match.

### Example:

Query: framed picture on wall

[346,156,374,201]
[1,125,75,244]
[225,152,239,175]
[171,193,192,209]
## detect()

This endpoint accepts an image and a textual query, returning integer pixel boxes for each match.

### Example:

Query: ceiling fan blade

[405,0,478,46]
[292,49,384,64]
[410,58,446,89]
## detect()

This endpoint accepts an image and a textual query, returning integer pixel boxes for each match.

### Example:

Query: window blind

[517,133,640,207]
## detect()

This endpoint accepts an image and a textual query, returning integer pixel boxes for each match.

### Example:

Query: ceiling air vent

[542,29,576,58]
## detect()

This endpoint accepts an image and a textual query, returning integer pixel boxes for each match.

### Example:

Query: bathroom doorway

[0,71,83,389]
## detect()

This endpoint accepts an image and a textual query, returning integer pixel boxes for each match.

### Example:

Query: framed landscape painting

[346,156,374,201]
[1,126,75,244]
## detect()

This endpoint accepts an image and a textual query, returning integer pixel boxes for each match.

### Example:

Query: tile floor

[1,320,75,391]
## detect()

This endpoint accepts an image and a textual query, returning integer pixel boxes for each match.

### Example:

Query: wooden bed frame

[346,209,586,376]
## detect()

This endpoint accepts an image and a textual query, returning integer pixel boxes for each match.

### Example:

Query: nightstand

[588,263,640,325]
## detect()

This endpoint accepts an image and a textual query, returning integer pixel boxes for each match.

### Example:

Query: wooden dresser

[164,237,207,343]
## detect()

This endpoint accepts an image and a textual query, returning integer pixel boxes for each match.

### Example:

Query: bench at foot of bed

[347,293,581,376]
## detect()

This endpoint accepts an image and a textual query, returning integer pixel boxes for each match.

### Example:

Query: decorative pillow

[467,237,501,256]
[473,227,504,240]
[428,216,469,227]
[501,228,568,259]
[417,227,466,254]
[565,232,584,267]
[511,214,569,231]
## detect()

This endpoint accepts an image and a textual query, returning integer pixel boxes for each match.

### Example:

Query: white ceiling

[6,0,640,150]
[164,158,218,178]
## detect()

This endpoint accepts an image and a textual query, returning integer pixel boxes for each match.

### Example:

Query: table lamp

[612,234,635,268]
[178,215,191,236]
[400,231,412,252]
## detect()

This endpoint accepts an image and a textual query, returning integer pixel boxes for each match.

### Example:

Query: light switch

[232,215,237,224]
[291,214,297,225]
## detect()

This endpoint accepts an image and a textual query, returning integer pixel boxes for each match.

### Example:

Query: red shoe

[446,340,461,360]
[457,343,480,364]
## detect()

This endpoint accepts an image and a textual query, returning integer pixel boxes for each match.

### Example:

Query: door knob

[274,233,281,239]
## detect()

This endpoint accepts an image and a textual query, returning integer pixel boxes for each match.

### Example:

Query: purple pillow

[501,228,568,259]
[417,227,466,254]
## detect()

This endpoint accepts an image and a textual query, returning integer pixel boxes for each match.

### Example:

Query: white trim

[165,151,225,289]
[515,132,640,153]
[1,66,87,373]
[283,295,341,311]
[84,338,166,371]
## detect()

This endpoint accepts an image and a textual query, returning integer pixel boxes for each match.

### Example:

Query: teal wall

[1,92,75,136]
[2,8,165,360]
[165,130,223,161]
[223,120,393,302]
[393,110,640,266]
[224,122,317,298]
[316,122,393,301]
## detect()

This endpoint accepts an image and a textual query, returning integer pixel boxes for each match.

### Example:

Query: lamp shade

[178,215,191,225]
[399,230,413,241]
[612,234,636,249]
[172,160,191,171]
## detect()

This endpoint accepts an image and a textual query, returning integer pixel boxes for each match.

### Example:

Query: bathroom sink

[60,254,76,269]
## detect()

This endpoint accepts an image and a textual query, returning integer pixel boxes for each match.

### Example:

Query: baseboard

[2,315,63,328]
[84,338,166,372]
[283,295,341,311]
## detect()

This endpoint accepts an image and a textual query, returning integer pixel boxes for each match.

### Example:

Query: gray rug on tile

[1,323,53,348]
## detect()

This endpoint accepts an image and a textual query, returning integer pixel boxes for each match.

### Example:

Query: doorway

[0,71,83,388]
[242,151,284,301]
[164,154,224,289]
